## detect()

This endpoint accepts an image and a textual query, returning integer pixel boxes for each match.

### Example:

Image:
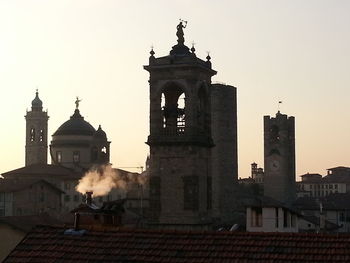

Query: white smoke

[75,165,148,197]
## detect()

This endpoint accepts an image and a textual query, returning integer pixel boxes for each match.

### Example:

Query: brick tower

[263,111,296,205]
[144,22,217,229]
[25,90,49,166]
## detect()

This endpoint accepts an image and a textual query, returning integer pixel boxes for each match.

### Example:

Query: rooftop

[1,164,82,179]
[5,225,350,262]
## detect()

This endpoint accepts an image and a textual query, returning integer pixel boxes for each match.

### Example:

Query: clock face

[270,160,280,171]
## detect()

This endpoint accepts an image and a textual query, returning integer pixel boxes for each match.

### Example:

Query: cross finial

[278,101,282,113]
[206,51,211,61]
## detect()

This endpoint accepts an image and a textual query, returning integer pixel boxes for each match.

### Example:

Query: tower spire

[25,90,49,166]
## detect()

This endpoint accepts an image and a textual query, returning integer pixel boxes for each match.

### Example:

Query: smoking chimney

[86,191,93,206]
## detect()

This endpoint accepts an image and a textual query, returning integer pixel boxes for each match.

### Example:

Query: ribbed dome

[31,91,43,111]
[53,109,96,136]
[94,125,107,140]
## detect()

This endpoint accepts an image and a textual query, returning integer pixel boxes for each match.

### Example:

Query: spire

[31,89,43,111]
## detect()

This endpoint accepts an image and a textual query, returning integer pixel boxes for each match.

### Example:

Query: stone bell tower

[144,21,217,229]
[264,111,296,205]
[25,90,49,166]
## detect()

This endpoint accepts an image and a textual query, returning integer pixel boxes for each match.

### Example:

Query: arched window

[269,149,281,156]
[30,128,35,142]
[39,129,44,142]
[160,84,186,135]
[270,125,280,141]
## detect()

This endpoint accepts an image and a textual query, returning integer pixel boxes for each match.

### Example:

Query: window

[340,212,345,222]
[251,207,262,227]
[283,209,289,228]
[335,184,338,189]
[310,185,313,189]
[73,195,79,202]
[39,192,45,202]
[330,184,333,189]
[73,151,80,163]
[270,125,280,141]
[56,151,62,163]
[183,176,199,211]
[291,214,296,228]
[30,128,35,142]
[160,85,186,134]
[64,195,70,202]
[207,177,212,210]
[275,208,279,228]
[39,129,44,142]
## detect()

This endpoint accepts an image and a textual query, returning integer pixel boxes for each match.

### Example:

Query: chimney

[86,191,93,206]
[74,212,80,230]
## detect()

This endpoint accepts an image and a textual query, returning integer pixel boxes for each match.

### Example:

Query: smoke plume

[75,165,147,197]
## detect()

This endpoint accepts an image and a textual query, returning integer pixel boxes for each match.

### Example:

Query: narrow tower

[25,91,49,166]
[263,111,296,205]
[144,22,217,229]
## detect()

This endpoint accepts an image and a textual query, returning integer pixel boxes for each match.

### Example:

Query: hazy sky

[0,0,349,179]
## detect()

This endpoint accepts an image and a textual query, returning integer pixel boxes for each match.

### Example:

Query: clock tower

[263,111,295,205]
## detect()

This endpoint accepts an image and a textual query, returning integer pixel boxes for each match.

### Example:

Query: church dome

[31,91,43,110]
[94,125,107,140]
[53,109,96,136]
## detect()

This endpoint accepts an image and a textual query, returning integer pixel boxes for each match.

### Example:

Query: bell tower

[264,111,296,205]
[144,22,217,229]
[25,91,49,166]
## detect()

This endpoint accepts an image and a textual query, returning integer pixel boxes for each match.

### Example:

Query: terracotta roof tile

[5,225,350,262]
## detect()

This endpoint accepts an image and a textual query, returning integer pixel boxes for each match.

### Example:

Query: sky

[0,0,349,179]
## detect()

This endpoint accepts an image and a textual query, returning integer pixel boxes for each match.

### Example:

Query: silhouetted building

[50,106,110,169]
[25,91,49,166]
[264,111,296,205]
[144,23,237,229]
[251,162,264,184]
[297,167,350,198]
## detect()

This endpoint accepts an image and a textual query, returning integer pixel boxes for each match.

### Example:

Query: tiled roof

[0,178,64,193]
[5,225,350,262]
[1,164,82,179]
[0,214,63,232]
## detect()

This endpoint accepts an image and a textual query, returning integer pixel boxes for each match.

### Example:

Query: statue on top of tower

[75,96,81,109]
[176,19,187,45]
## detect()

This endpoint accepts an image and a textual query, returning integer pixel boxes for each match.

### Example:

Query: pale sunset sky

[0,0,349,179]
